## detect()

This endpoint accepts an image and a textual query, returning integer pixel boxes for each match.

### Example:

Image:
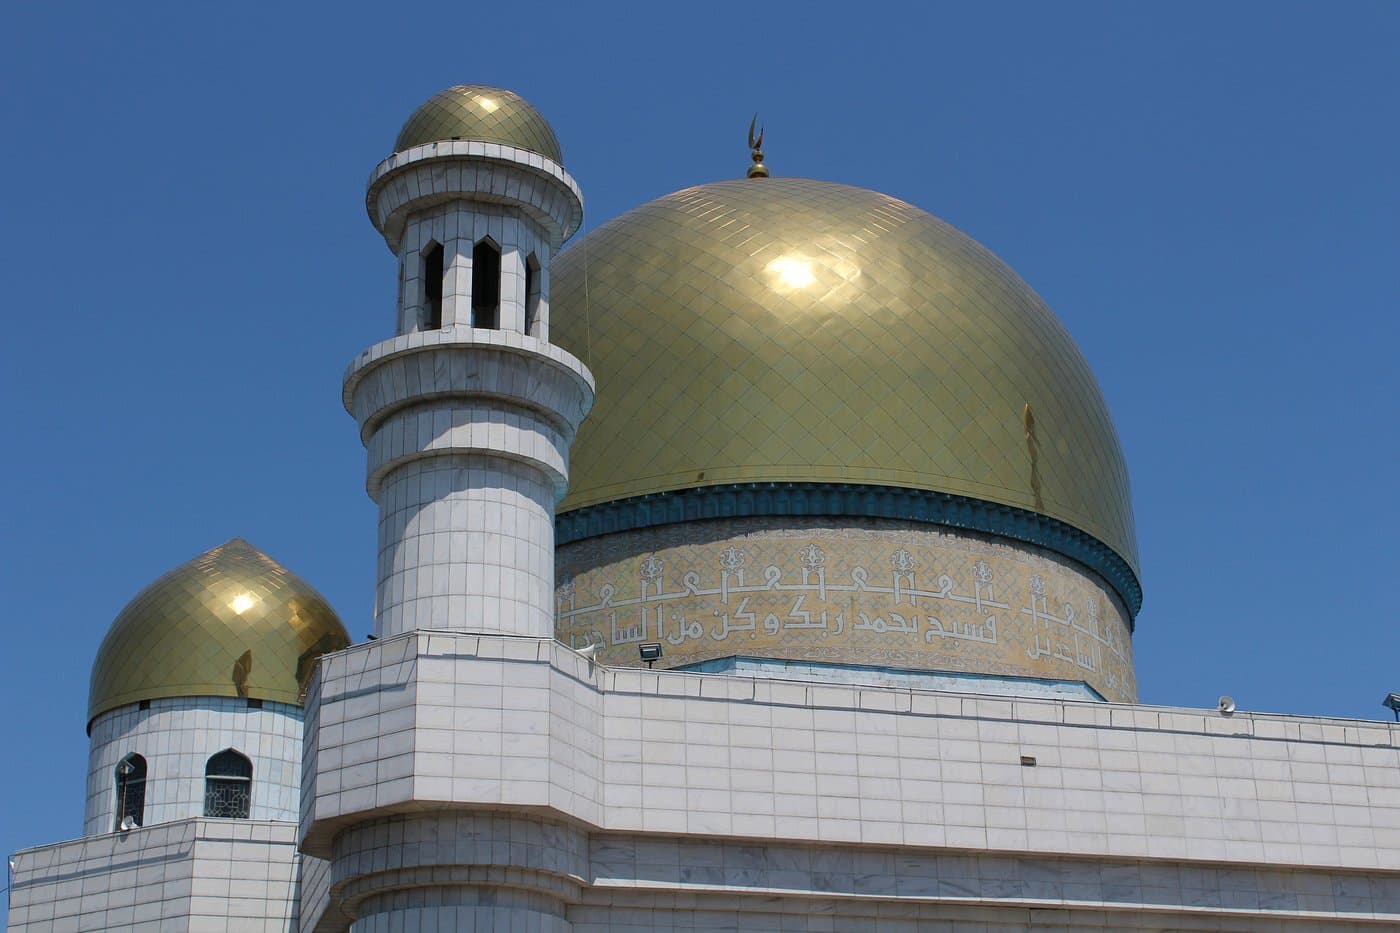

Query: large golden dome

[393,85,563,163]
[88,538,351,725]
[552,177,1140,611]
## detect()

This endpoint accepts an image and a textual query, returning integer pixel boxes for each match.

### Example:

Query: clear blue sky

[3,0,1397,874]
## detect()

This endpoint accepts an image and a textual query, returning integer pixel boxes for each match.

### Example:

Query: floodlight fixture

[1384,693,1400,722]
[639,643,663,669]
[1217,696,1236,716]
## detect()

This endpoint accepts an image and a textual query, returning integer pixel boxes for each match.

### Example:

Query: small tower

[84,539,348,834]
[345,85,594,639]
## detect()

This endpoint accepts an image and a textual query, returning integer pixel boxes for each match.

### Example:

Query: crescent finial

[747,113,769,179]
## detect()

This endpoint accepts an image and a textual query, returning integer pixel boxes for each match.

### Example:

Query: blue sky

[2,0,1397,877]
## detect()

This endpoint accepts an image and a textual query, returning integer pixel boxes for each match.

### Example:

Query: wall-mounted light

[638,643,662,669]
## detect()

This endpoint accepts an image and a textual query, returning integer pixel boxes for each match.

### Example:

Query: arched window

[114,753,146,831]
[471,239,501,329]
[421,242,444,330]
[524,252,542,336]
[204,749,252,819]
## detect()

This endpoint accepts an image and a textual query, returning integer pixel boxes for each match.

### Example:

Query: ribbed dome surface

[88,538,350,723]
[393,85,563,163]
[552,177,1139,582]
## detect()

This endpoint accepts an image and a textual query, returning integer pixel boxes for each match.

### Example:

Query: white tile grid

[534,254,551,342]
[374,454,557,638]
[364,401,569,486]
[395,199,549,337]
[7,818,300,933]
[343,319,595,406]
[347,340,590,437]
[297,634,1400,926]
[579,831,1400,928]
[369,140,581,210]
[370,156,581,258]
[595,669,1400,869]
[296,852,333,933]
[84,697,303,836]
[329,812,582,932]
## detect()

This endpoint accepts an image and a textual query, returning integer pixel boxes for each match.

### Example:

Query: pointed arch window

[204,749,252,819]
[471,239,501,329]
[421,242,444,330]
[524,252,542,336]
[114,753,146,831]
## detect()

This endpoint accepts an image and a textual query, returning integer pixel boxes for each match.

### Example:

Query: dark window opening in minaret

[524,252,541,336]
[472,239,501,329]
[114,753,146,830]
[204,748,252,819]
[422,242,444,330]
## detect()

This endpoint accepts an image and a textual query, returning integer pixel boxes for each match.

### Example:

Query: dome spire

[746,114,769,178]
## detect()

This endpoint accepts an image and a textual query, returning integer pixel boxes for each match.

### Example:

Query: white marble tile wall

[296,852,333,933]
[350,891,569,933]
[366,143,583,261]
[373,453,557,638]
[343,331,594,442]
[7,818,300,933]
[396,205,547,336]
[303,633,1400,877]
[84,697,304,836]
[581,832,1400,929]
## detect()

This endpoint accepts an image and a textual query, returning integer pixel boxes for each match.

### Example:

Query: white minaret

[344,85,593,639]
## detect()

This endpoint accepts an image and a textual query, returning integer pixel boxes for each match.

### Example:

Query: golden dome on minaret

[551,177,1140,611]
[393,85,564,163]
[88,538,351,725]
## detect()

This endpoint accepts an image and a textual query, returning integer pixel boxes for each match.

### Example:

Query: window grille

[203,749,252,819]
[114,753,146,830]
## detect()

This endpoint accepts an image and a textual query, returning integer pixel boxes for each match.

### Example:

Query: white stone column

[499,245,526,333]
[442,235,471,327]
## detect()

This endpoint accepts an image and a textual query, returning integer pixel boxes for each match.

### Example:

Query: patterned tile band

[556,517,1137,703]
[557,482,1142,620]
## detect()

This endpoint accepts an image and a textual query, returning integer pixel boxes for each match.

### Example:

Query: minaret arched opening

[524,252,542,337]
[471,238,501,329]
[421,242,445,330]
[114,753,146,830]
[204,749,252,819]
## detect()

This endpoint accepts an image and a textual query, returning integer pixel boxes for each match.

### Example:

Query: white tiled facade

[85,697,304,836]
[296,632,1400,930]
[6,819,304,933]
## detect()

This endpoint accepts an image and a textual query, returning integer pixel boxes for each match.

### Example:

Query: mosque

[7,85,1398,931]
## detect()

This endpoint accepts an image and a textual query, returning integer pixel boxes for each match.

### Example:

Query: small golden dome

[552,178,1139,598]
[88,538,350,725]
[393,85,563,163]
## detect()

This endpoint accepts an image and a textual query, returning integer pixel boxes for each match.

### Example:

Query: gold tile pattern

[551,178,1138,575]
[393,85,564,164]
[88,539,350,722]
[557,518,1136,702]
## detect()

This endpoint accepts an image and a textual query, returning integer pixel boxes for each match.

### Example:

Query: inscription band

[557,482,1142,622]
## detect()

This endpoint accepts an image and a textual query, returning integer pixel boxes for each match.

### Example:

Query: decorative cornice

[556,482,1142,623]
